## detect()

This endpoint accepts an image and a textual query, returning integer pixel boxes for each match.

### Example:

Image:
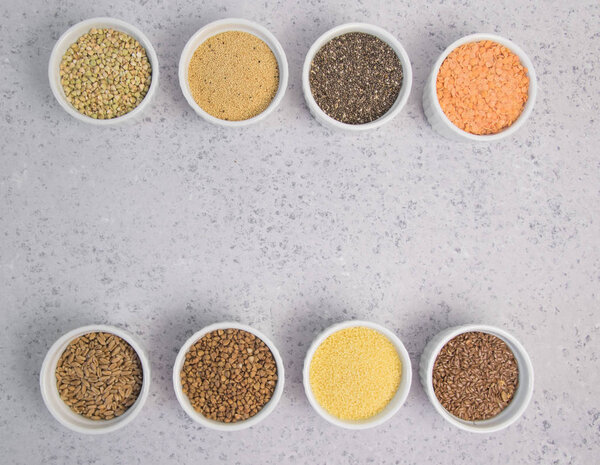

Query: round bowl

[423,33,537,141]
[173,321,285,431]
[419,324,534,433]
[48,17,159,126]
[303,320,412,429]
[302,23,412,131]
[179,18,288,127]
[40,324,151,434]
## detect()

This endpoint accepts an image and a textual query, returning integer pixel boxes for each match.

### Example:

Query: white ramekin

[423,33,537,141]
[178,19,288,127]
[40,324,151,434]
[302,23,412,132]
[303,320,412,429]
[48,17,159,126]
[419,324,534,433]
[173,321,285,431]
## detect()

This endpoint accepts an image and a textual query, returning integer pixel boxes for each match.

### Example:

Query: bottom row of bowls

[40,320,533,434]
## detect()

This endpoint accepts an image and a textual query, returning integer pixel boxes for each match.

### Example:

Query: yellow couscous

[309,326,402,420]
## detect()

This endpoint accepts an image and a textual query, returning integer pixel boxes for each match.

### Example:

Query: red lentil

[436,40,529,135]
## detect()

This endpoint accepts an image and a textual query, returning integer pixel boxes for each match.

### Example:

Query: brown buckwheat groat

[181,328,277,423]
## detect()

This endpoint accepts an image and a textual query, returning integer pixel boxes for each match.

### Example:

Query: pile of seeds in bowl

[181,328,277,423]
[309,326,401,420]
[432,331,519,421]
[188,31,279,121]
[309,32,403,124]
[436,40,529,135]
[59,28,152,119]
[55,332,143,420]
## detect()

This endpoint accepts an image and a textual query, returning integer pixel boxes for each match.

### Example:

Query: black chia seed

[309,32,403,125]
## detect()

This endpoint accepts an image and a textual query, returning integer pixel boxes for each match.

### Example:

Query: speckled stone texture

[1,1,599,464]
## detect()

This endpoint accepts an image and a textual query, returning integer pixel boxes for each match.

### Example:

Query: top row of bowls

[48,17,538,141]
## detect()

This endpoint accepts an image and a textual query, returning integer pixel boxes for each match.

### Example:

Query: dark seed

[432,331,519,421]
[309,32,403,124]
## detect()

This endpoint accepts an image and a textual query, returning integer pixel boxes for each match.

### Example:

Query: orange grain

[436,40,529,135]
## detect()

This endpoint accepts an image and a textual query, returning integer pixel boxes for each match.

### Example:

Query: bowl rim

[421,324,534,433]
[39,324,151,434]
[48,17,159,126]
[301,22,413,132]
[172,321,285,431]
[302,319,412,429]
[426,32,537,141]
[178,18,289,127]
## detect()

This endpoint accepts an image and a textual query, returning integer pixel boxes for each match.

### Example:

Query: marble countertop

[1,0,599,463]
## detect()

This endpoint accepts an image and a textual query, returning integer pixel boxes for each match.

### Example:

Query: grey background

[1,0,599,463]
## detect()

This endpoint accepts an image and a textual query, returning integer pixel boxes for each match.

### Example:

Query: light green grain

[60,28,151,119]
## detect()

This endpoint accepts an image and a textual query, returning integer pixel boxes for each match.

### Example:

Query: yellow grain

[309,326,402,420]
[187,31,279,121]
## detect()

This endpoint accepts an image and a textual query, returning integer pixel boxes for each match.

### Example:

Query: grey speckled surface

[1,0,599,463]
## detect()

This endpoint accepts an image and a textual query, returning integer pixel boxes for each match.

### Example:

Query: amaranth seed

[188,31,279,121]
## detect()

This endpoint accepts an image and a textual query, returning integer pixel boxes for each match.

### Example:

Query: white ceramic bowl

[302,23,412,131]
[179,19,288,127]
[48,17,159,125]
[40,324,151,434]
[423,33,537,141]
[173,321,285,431]
[419,324,534,433]
[303,320,412,429]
